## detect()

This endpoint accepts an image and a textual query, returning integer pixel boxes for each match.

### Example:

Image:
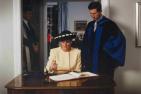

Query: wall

[67,1,92,32]
[110,0,141,94]
[0,0,21,94]
[0,0,14,94]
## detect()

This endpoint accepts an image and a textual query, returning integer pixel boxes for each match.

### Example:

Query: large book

[49,72,98,81]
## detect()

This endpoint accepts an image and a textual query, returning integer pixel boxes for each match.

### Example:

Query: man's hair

[23,5,32,13]
[88,1,102,12]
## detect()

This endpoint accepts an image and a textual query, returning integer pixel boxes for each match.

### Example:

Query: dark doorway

[21,0,43,74]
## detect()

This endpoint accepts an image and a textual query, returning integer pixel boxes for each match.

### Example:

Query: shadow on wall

[110,6,141,94]
[116,22,141,94]
[123,71,141,93]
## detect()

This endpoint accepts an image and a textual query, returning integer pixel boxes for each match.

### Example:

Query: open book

[49,72,98,81]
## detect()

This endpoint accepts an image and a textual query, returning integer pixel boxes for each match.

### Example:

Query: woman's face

[60,40,72,52]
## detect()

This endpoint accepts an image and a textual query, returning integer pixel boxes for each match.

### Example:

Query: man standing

[82,1,126,78]
[22,7,39,74]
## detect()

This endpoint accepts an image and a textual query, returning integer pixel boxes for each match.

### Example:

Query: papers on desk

[49,72,98,81]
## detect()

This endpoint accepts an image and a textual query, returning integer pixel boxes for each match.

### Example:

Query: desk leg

[7,89,16,94]
[7,89,21,94]
[74,88,115,94]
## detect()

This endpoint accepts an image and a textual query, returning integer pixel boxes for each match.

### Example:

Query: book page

[49,73,77,81]
[49,72,98,81]
[69,72,98,78]
[79,72,98,77]
[69,72,81,77]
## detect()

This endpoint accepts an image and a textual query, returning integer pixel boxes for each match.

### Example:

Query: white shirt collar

[23,19,28,25]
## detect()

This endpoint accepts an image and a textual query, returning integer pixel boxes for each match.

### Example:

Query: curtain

[58,0,68,33]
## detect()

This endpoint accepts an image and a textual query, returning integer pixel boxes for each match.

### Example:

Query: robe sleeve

[44,49,56,73]
[103,28,126,66]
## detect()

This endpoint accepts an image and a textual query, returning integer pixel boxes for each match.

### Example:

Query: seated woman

[44,30,81,74]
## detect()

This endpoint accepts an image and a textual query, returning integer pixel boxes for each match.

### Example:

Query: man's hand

[32,43,39,53]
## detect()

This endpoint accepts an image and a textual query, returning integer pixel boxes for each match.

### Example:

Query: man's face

[89,9,101,21]
[23,11,32,21]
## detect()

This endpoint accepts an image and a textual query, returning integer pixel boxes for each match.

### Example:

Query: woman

[45,30,81,74]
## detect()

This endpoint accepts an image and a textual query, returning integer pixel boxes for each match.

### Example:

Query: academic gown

[82,16,126,76]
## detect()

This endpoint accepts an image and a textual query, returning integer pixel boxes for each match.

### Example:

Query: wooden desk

[5,73,115,94]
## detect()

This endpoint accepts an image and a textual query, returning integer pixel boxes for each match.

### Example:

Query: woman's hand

[50,60,57,71]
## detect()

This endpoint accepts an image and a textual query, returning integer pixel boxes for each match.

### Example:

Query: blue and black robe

[82,16,126,76]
